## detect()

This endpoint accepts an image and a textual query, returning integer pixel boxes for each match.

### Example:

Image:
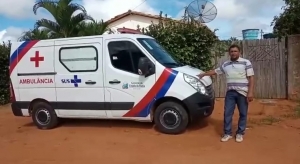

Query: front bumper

[182,85,215,122]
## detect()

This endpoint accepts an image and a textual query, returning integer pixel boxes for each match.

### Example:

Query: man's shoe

[221,134,232,142]
[235,134,243,142]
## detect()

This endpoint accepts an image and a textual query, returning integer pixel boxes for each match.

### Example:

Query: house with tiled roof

[105,10,175,34]
[104,10,205,34]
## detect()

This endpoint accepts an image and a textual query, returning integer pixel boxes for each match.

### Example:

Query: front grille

[205,85,214,99]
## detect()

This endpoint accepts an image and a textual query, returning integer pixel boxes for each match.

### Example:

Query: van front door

[104,39,156,120]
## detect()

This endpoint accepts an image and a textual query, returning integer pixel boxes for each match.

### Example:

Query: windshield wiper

[162,62,181,68]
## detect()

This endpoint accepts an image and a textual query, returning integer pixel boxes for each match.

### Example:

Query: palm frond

[57,3,88,23]
[33,0,58,16]
[70,13,94,25]
[34,19,61,35]
[96,20,110,34]
[68,3,88,14]
[77,20,110,36]
[33,0,98,38]
[18,28,52,41]
[58,0,87,13]
[58,0,73,6]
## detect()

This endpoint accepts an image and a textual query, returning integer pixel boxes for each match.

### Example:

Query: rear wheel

[154,101,189,134]
[31,102,58,130]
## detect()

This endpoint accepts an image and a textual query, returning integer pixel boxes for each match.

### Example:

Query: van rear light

[10,81,15,102]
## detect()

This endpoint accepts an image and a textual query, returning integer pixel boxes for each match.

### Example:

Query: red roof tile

[106,10,173,24]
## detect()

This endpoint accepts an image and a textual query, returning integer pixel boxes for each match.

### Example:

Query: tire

[31,102,58,130]
[154,101,189,134]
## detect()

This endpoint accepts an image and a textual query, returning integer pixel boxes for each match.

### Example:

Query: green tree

[271,0,300,39]
[33,0,93,38]
[229,37,239,43]
[0,42,10,105]
[142,12,218,70]
[77,20,111,36]
[19,29,52,41]
[211,40,232,57]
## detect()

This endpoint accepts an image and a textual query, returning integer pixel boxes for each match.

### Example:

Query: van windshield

[137,38,183,68]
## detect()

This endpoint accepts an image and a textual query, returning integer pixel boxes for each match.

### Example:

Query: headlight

[183,73,207,95]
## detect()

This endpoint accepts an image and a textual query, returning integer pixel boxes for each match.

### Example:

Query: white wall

[108,15,160,33]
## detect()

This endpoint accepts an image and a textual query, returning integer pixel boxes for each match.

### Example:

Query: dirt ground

[0,99,300,164]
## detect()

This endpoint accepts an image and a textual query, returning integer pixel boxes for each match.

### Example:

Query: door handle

[85,80,96,85]
[109,80,121,84]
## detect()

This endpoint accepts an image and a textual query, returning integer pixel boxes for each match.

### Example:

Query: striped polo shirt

[214,57,254,96]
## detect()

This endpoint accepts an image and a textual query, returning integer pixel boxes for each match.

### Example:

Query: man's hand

[247,92,253,102]
[197,70,217,79]
[197,73,205,79]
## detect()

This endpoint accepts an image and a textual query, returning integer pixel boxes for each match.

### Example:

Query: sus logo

[61,79,71,83]
[61,75,81,87]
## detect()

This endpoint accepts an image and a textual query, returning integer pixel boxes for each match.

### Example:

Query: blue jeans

[224,90,248,135]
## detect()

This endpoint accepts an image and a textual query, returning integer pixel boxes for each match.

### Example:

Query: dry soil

[0,99,299,164]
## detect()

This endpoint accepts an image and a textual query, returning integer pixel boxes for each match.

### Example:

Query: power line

[132,0,147,10]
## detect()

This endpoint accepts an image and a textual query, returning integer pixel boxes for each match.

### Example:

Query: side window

[129,42,147,73]
[59,46,98,72]
[108,41,147,74]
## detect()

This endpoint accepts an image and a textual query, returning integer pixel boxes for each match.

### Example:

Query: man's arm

[197,66,223,78]
[247,76,254,95]
[201,70,217,76]
[246,60,254,98]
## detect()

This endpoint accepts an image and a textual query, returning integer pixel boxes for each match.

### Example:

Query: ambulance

[10,34,215,134]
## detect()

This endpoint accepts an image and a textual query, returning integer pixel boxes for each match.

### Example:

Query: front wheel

[154,101,189,134]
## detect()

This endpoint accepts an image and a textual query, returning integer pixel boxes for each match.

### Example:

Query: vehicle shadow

[205,117,239,136]
[62,119,154,130]
[22,119,154,130]
[22,117,226,134]
[206,117,224,136]
[188,117,224,135]
[23,122,35,127]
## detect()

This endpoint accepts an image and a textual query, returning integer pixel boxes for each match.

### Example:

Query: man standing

[198,44,254,143]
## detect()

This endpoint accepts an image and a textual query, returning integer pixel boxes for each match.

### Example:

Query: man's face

[229,47,240,60]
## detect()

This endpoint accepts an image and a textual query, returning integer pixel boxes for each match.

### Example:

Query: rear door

[15,41,56,114]
[54,38,106,118]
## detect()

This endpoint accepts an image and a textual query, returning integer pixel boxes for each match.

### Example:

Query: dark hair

[228,44,241,52]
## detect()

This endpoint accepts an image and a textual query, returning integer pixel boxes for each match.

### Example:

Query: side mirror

[138,57,154,77]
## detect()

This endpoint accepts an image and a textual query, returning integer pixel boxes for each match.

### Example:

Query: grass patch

[260,116,281,125]
[248,116,281,125]
[295,104,300,117]
[281,102,300,119]
[248,100,300,126]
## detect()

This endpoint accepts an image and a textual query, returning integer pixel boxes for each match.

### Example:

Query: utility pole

[260,29,264,39]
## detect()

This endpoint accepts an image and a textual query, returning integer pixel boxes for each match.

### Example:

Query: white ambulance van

[10,34,215,134]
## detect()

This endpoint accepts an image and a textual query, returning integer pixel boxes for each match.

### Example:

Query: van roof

[11,34,153,43]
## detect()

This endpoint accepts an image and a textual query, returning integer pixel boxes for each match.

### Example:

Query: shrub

[142,12,218,70]
[0,42,11,105]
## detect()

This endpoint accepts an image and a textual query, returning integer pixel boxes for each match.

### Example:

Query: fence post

[287,35,300,100]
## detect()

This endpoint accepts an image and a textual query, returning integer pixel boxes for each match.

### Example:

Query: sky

[0,0,285,42]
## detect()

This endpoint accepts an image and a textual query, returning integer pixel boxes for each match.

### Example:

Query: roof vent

[117,28,141,34]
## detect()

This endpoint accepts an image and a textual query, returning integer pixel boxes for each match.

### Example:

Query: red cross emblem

[30,51,44,67]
